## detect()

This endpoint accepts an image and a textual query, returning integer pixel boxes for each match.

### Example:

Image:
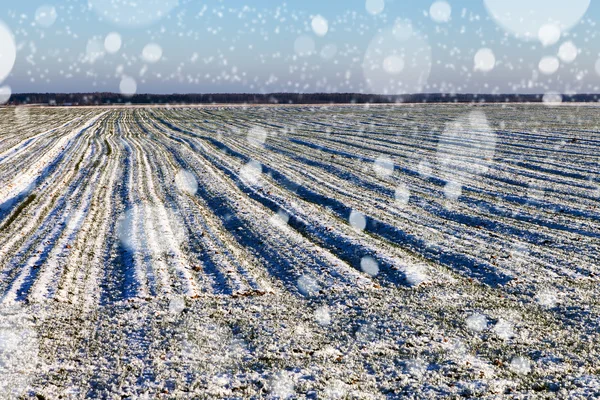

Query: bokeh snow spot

[35,5,58,28]
[142,43,163,63]
[360,256,379,277]
[314,306,331,326]
[85,37,105,64]
[247,126,268,147]
[417,160,433,178]
[311,15,328,37]
[437,110,497,187]
[365,0,385,15]
[349,210,367,231]
[363,20,432,95]
[595,59,600,76]
[465,313,488,332]
[104,32,122,54]
[509,356,531,374]
[538,56,560,75]
[535,289,558,308]
[558,41,578,63]
[430,1,452,23]
[542,92,563,106]
[239,160,263,187]
[297,275,321,296]
[117,203,186,255]
[14,106,30,124]
[492,319,514,340]
[320,44,337,60]
[294,35,315,57]
[405,358,428,378]
[269,210,290,230]
[89,0,179,27]
[484,0,590,41]
[538,24,561,46]
[373,155,394,178]
[175,169,198,195]
[0,86,11,105]
[168,296,186,314]
[382,55,404,75]
[394,183,410,205]
[270,371,295,399]
[404,265,428,286]
[474,48,496,72]
[119,76,137,97]
[443,180,462,201]
[324,380,349,399]
[0,22,17,83]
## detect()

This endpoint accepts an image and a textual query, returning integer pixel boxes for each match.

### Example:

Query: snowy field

[0,104,599,398]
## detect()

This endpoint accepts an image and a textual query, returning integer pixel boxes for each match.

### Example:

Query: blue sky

[1,0,599,95]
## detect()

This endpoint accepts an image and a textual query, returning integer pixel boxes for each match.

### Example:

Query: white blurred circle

[366,0,385,15]
[104,32,122,54]
[314,306,331,326]
[168,296,186,314]
[538,24,561,46]
[89,0,179,27]
[320,44,337,60]
[175,170,198,195]
[35,5,57,28]
[119,76,137,96]
[392,22,414,41]
[239,160,263,187]
[406,359,428,378]
[360,256,379,277]
[311,15,328,37]
[269,210,290,230]
[297,275,321,296]
[542,92,563,106]
[294,35,315,56]
[349,210,366,231]
[373,155,395,178]
[86,37,105,63]
[324,380,349,399]
[0,85,10,104]
[437,111,497,185]
[595,59,600,76]
[0,22,16,83]
[444,181,462,201]
[271,372,295,398]
[558,41,578,63]
[538,56,559,75]
[382,55,404,75]
[465,313,488,332]
[405,265,428,286]
[484,0,590,41]
[117,204,186,253]
[474,48,496,72]
[430,1,452,23]
[493,319,514,340]
[395,184,410,205]
[509,356,531,375]
[142,43,163,63]
[417,160,433,178]
[247,127,268,147]
[14,106,30,123]
[363,21,432,95]
[535,289,558,308]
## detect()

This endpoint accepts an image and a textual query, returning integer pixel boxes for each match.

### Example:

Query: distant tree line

[6,92,600,106]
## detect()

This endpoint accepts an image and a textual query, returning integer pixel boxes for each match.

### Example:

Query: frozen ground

[0,104,599,399]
